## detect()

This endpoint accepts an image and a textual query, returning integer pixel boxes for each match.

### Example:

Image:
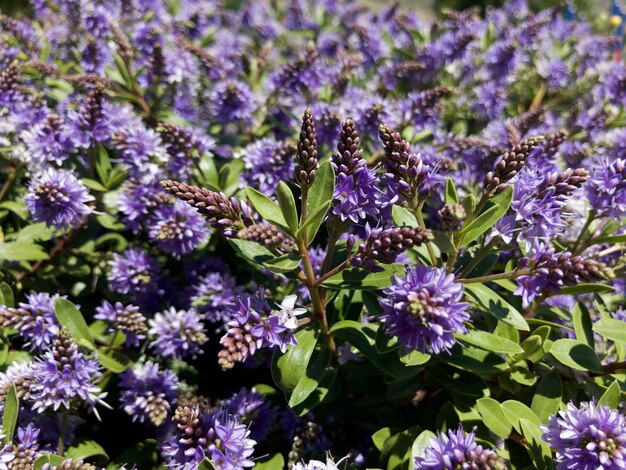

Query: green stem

[58,408,69,455]
[414,201,438,266]
[0,166,19,202]
[459,240,496,278]
[571,211,596,255]
[457,269,525,284]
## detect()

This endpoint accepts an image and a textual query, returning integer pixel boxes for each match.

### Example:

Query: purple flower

[162,406,256,469]
[30,335,109,417]
[111,126,168,183]
[107,248,161,296]
[147,200,210,257]
[148,307,207,359]
[189,271,243,323]
[0,292,61,351]
[25,168,93,230]
[94,301,147,348]
[209,80,255,126]
[241,137,295,197]
[0,423,41,467]
[119,361,179,426]
[222,388,276,442]
[117,181,174,233]
[586,158,626,218]
[415,426,506,469]
[541,401,626,469]
[380,266,469,354]
[20,115,74,169]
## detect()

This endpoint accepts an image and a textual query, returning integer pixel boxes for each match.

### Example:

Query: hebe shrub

[0,0,625,468]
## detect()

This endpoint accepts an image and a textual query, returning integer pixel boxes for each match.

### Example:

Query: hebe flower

[25,168,93,230]
[586,158,626,218]
[119,361,179,426]
[0,424,41,469]
[415,426,506,469]
[162,405,256,469]
[117,181,174,233]
[111,125,168,182]
[147,200,210,257]
[30,334,108,416]
[541,402,626,469]
[190,271,243,323]
[222,388,276,442]
[107,248,161,296]
[292,454,351,470]
[20,114,74,168]
[148,307,207,359]
[0,361,35,402]
[209,80,255,126]
[241,137,296,197]
[0,292,60,351]
[380,266,469,354]
[94,301,147,348]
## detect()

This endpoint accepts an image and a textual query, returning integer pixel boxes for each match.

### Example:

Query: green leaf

[531,372,562,423]
[593,318,626,344]
[591,234,626,245]
[411,430,437,461]
[81,178,108,192]
[2,385,18,444]
[392,205,418,227]
[321,264,405,290]
[97,349,131,373]
[549,339,602,372]
[501,400,542,433]
[383,425,422,470]
[253,453,285,469]
[198,458,217,470]
[275,182,299,235]
[430,365,489,396]
[464,283,529,331]
[304,160,335,243]
[459,185,513,246]
[598,380,621,409]
[456,329,523,354]
[519,418,553,470]
[288,345,333,408]
[96,213,125,230]
[227,239,275,266]
[297,201,332,245]
[398,349,431,367]
[34,454,66,470]
[0,242,49,261]
[54,298,94,347]
[476,397,512,438]
[245,187,291,234]
[0,283,14,307]
[262,253,302,274]
[272,328,319,392]
[106,439,159,470]
[372,427,393,452]
[572,302,594,347]
[559,284,613,295]
[462,194,476,221]
[95,144,112,186]
[11,223,56,243]
[67,438,109,463]
[444,177,459,204]
[431,231,456,254]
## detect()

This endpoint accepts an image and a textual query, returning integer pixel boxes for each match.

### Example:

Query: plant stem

[458,240,496,278]
[571,211,596,255]
[457,269,525,284]
[0,165,19,202]
[58,408,69,455]
[414,200,438,266]
[316,260,349,286]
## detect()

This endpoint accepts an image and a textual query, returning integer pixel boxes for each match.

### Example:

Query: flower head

[380,266,469,354]
[25,168,93,230]
[119,361,179,426]
[148,307,207,359]
[276,295,307,330]
[541,401,626,469]
[415,426,506,469]
[108,248,161,296]
[94,301,147,347]
[0,292,61,351]
[148,200,210,257]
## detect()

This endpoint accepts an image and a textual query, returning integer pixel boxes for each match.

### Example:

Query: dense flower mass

[24,168,94,230]
[380,266,469,354]
[2,0,626,467]
[541,402,626,469]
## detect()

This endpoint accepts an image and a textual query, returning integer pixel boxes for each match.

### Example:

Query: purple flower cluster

[0,292,60,351]
[148,307,208,360]
[25,168,93,230]
[94,301,147,348]
[541,402,626,469]
[108,248,161,296]
[119,361,179,426]
[380,266,469,354]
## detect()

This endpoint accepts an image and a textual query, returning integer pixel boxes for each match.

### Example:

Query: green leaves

[458,186,513,246]
[0,242,49,261]
[1,385,18,444]
[275,181,299,235]
[456,329,523,354]
[54,298,94,348]
[67,438,109,463]
[272,327,319,392]
[303,160,335,243]
[464,283,529,331]
[599,380,621,408]
[476,397,512,438]
[227,238,275,265]
[549,339,602,372]
[391,205,418,228]
[593,318,626,344]
[531,372,562,422]
[321,264,405,290]
[444,177,458,204]
[245,187,292,235]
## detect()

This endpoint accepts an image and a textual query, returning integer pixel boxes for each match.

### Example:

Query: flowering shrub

[1,0,626,468]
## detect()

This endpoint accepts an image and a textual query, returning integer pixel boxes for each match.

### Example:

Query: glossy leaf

[531,372,562,423]
[321,264,405,290]
[34,454,66,470]
[0,242,49,261]
[275,181,299,235]
[392,205,418,228]
[598,380,621,409]
[227,238,275,266]
[262,253,303,274]
[520,418,553,470]
[549,339,602,372]
[459,185,513,246]
[559,284,613,295]
[304,160,334,243]
[593,318,626,344]
[67,438,109,462]
[501,400,542,433]
[456,329,523,354]
[464,283,529,331]
[55,298,94,347]
[272,328,319,392]
[1,385,18,444]
[476,397,512,438]
[245,186,291,234]
[444,177,458,204]
[254,454,285,469]
[572,302,594,347]
[97,349,131,373]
